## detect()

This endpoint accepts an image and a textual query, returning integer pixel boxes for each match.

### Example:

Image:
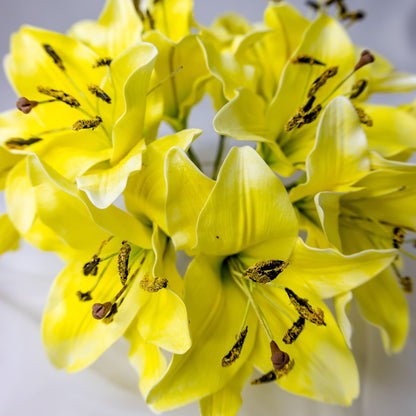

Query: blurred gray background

[0,1,415,416]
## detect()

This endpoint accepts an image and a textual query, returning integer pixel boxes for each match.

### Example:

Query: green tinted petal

[197,147,298,259]
[214,88,273,143]
[68,0,142,57]
[125,317,167,398]
[199,362,253,416]
[334,291,353,348]
[361,104,416,157]
[252,284,359,405]
[354,268,408,353]
[5,160,36,234]
[0,214,19,255]
[165,147,215,252]
[290,96,369,202]
[266,15,356,138]
[283,238,396,299]
[43,243,151,372]
[27,155,108,251]
[147,255,257,411]
[124,129,201,232]
[110,43,157,164]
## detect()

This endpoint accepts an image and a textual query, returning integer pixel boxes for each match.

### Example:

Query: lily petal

[197,146,298,259]
[147,254,257,411]
[0,214,19,255]
[165,147,215,252]
[68,0,142,58]
[282,238,396,299]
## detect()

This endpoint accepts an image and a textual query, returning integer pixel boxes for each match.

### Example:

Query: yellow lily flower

[70,0,211,132]
[213,11,416,176]
[290,96,413,353]
[200,2,308,109]
[24,154,190,397]
[146,146,396,414]
[1,21,162,208]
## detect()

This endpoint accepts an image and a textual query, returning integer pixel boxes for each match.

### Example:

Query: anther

[221,326,248,367]
[340,10,366,24]
[283,317,305,344]
[37,86,80,108]
[244,260,288,284]
[305,1,320,11]
[251,370,277,385]
[5,137,42,150]
[93,57,113,68]
[354,50,375,72]
[285,104,322,132]
[400,276,413,294]
[270,340,290,371]
[92,302,113,320]
[308,67,338,98]
[16,97,38,114]
[88,85,111,104]
[291,55,325,66]
[72,116,103,131]
[284,288,326,325]
[354,106,373,126]
[83,254,100,276]
[393,227,405,249]
[118,240,131,285]
[76,291,92,301]
[42,44,65,71]
[146,10,155,29]
[140,276,168,292]
[349,79,368,99]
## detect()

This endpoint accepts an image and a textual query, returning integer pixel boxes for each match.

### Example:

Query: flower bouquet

[0,0,415,415]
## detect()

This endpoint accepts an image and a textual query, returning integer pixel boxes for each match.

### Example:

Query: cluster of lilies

[1,0,415,414]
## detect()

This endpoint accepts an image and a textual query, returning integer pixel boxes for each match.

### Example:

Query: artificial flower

[290,96,413,352]
[147,146,396,414]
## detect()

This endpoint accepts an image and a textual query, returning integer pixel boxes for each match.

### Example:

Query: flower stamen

[140,275,168,292]
[5,137,42,150]
[118,240,131,285]
[72,116,103,131]
[221,326,248,367]
[243,259,288,284]
[37,86,80,107]
[283,316,306,344]
[285,288,326,325]
[43,44,65,71]
[88,84,112,104]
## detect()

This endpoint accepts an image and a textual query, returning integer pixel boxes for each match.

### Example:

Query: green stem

[187,146,202,170]
[212,135,226,179]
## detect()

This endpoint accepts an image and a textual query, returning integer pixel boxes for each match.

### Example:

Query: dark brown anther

[92,302,113,320]
[400,276,413,294]
[302,96,316,113]
[341,10,366,23]
[102,303,118,324]
[350,79,368,99]
[251,370,277,385]
[93,57,113,68]
[16,97,39,114]
[43,44,65,70]
[72,116,103,131]
[354,50,375,71]
[285,288,326,325]
[291,54,325,66]
[270,340,290,372]
[88,85,112,104]
[37,86,80,108]
[244,260,288,284]
[393,227,405,249]
[5,137,42,150]
[354,106,373,127]
[83,255,100,276]
[222,326,248,367]
[76,291,92,301]
[305,1,320,11]
[283,317,305,344]
[118,240,131,285]
[140,276,168,292]
[308,66,338,98]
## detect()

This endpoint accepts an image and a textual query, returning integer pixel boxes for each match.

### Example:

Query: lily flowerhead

[1,21,163,208]
[290,96,414,353]
[23,154,190,397]
[213,8,416,176]
[146,146,396,414]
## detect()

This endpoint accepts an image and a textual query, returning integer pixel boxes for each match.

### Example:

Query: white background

[0,1,415,415]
